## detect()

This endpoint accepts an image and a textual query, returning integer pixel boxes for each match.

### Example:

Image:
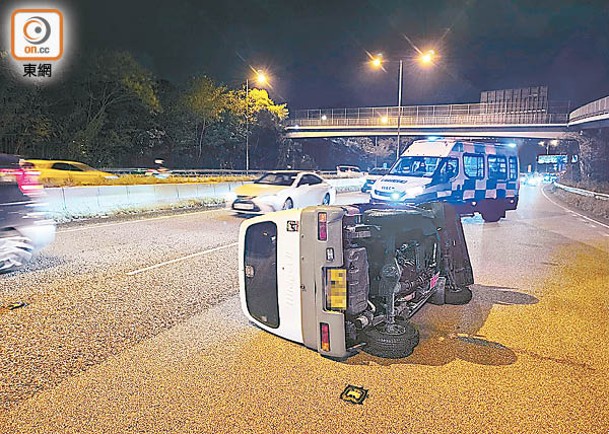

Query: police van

[369,139,520,222]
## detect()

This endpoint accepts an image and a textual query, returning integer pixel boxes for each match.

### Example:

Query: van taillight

[320,323,330,352]
[318,212,328,241]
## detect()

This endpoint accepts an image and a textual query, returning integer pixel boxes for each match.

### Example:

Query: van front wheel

[362,319,419,359]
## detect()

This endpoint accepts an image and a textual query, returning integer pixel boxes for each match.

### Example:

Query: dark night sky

[11,0,609,109]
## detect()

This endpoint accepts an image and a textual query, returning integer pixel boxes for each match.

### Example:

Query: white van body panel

[239,209,305,344]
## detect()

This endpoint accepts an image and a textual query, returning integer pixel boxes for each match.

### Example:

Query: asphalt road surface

[1,187,608,433]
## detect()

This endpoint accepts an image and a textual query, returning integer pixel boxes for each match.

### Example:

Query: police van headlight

[390,191,403,200]
[404,186,424,198]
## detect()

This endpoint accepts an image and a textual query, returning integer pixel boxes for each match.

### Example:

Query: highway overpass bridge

[285,95,609,140]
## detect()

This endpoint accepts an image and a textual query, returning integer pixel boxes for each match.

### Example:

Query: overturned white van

[239,202,474,360]
[370,139,520,222]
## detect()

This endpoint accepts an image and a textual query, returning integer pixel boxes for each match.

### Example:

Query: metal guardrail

[554,182,609,201]
[569,96,609,123]
[287,102,570,128]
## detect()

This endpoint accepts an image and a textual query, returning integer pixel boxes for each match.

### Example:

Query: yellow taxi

[26,160,118,185]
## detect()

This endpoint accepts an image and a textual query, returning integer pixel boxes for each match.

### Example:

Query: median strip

[58,208,227,233]
[126,242,238,276]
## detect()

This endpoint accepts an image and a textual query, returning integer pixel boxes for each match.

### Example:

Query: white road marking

[541,187,609,230]
[126,242,238,276]
[57,208,227,233]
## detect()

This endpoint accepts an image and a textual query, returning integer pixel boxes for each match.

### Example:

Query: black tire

[481,204,504,222]
[444,286,473,305]
[322,193,331,205]
[282,198,293,210]
[362,319,419,359]
[0,231,34,273]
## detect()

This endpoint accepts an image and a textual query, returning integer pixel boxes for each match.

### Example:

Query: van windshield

[389,157,441,178]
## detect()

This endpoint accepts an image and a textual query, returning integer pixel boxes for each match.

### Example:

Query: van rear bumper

[299,207,350,358]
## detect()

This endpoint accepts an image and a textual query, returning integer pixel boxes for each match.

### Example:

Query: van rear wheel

[444,286,473,305]
[481,206,504,222]
[362,319,419,359]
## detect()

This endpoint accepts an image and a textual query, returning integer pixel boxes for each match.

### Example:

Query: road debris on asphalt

[340,385,368,405]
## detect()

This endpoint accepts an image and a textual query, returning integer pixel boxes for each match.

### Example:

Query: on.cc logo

[22,16,51,45]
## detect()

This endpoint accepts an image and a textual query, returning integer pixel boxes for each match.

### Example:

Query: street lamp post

[245,70,268,174]
[396,59,403,160]
[370,50,436,161]
[246,78,250,173]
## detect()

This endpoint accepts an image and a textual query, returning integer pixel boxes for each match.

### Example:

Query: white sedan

[229,171,336,214]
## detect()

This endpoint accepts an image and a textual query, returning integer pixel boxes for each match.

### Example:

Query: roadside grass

[41,174,257,188]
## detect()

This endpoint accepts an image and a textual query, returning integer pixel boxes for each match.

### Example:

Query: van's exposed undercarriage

[337,202,474,358]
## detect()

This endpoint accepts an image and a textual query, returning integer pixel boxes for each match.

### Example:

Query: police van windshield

[389,157,441,178]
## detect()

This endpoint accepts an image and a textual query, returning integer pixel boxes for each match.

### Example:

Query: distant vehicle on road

[239,201,473,359]
[370,139,520,222]
[0,155,44,198]
[361,167,389,192]
[522,172,543,186]
[336,165,363,178]
[0,154,55,273]
[229,171,335,214]
[26,159,118,185]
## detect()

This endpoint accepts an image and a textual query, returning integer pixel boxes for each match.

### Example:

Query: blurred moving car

[26,159,118,184]
[0,154,55,273]
[336,165,364,178]
[0,156,44,198]
[361,167,389,192]
[145,159,172,179]
[229,171,336,214]
[522,172,543,186]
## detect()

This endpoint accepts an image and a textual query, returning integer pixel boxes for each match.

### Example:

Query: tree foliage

[0,50,288,169]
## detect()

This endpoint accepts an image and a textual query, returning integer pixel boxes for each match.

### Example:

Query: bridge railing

[569,96,609,123]
[287,102,570,128]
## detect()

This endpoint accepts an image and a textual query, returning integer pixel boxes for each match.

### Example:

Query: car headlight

[404,186,424,198]
[390,191,403,200]
[226,192,238,201]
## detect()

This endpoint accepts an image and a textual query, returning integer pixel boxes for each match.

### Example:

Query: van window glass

[488,155,507,180]
[389,156,440,177]
[244,222,279,328]
[508,156,518,180]
[463,154,484,179]
[437,158,459,180]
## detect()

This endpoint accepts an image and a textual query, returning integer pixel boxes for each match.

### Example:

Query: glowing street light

[380,116,389,124]
[419,49,436,66]
[370,54,383,69]
[255,70,267,86]
[246,68,270,173]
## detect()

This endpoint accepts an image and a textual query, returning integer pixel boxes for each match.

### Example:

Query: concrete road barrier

[42,179,364,220]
